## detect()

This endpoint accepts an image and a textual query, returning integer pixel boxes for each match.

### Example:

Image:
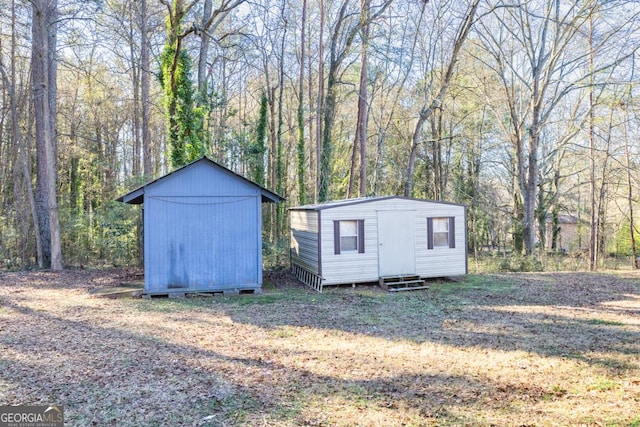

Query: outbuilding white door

[377,210,416,276]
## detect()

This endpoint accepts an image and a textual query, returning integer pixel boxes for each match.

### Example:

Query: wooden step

[379,275,427,292]
[387,283,430,292]
[379,274,421,283]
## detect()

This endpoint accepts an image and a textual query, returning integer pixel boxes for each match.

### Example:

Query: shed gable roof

[290,196,465,211]
[116,156,285,204]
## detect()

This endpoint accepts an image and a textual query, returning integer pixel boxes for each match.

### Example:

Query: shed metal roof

[290,196,465,211]
[116,156,285,204]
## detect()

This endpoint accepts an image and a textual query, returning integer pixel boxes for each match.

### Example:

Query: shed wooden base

[144,287,261,298]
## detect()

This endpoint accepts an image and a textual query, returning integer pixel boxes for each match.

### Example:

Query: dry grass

[0,268,639,426]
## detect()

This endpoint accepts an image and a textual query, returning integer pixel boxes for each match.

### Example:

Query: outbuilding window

[427,217,455,249]
[334,220,365,254]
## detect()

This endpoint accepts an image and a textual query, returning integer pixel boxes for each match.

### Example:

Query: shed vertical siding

[143,161,262,292]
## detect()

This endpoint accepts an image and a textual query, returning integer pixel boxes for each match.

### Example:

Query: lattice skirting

[292,264,323,293]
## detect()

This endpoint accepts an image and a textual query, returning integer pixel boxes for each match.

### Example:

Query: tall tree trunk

[140,0,152,178]
[550,165,561,251]
[267,83,277,241]
[348,0,370,198]
[315,0,325,201]
[524,96,541,256]
[429,110,444,200]
[405,112,426,197]
[196,0,213,152]
[319,0,360,202]
[588,14,597,271]
[33,3,50,268]
[596,130,612,268]
[268,85,277,190]
[32,0,62,270]
[623,102,636,267]
[275,7,287,239]
[306,12,314,200]
[318,67,337,202]
[296,0,307,204]
[47,0,57,171]
[623,59,637,267]
[253,92,268,185]
[130,0,141,176]
[358,18,368,199]
[198,0,213,94]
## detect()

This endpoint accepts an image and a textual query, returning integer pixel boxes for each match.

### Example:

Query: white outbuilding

[289,196,467,292]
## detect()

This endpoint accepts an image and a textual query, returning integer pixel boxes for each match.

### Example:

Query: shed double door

[377,210,416,276]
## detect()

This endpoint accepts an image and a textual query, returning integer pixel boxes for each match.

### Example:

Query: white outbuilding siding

[290,197,467,289]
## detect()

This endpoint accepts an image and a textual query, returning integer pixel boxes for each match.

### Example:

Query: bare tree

[404,0,480,197]
[476,0,638,256]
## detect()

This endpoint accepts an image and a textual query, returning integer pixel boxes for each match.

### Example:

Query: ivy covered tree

[159,43,206,168]
[159,1,206,169]
[249,92,268,186]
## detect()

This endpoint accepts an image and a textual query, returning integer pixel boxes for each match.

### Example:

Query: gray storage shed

[290,196,467,292]
[117,156,284,296]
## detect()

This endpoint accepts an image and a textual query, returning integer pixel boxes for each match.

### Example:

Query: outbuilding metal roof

[290,195,465,211]
[116,156,285,205]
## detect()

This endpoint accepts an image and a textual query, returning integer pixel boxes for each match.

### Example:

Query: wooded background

[1,0,639,271]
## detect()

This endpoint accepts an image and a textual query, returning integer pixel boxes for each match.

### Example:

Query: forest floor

[0,268,639,426]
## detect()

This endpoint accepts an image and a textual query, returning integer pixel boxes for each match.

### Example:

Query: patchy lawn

[0,268,639,426]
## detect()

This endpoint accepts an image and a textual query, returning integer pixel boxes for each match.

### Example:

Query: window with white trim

[433,218,449,247]
[333,220,365,254]
[340,220,358,251]
[427,217,455,249]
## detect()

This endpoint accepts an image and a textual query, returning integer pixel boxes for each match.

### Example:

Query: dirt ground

[0,268,638,426]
